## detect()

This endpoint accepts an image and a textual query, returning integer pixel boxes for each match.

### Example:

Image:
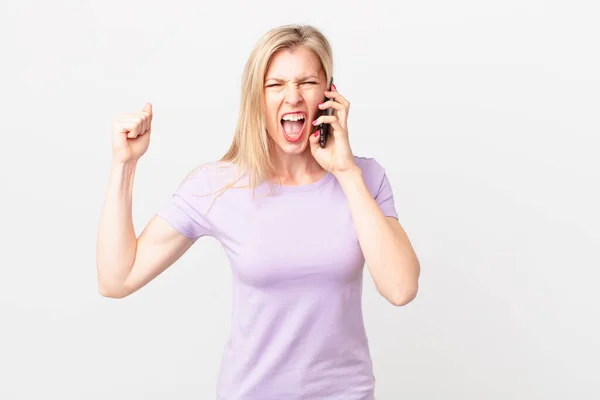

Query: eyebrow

[265,75,320,82]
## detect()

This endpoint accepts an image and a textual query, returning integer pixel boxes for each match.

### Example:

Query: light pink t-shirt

[156,156,398,400]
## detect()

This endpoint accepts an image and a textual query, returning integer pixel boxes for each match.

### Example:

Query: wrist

[334,164,363,188]
[111,158,138,171]
[109,159,137,188]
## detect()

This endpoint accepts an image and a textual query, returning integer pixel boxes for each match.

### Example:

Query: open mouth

[280,112,306,142]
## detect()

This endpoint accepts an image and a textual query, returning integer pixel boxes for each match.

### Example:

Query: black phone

[319,76,334,148]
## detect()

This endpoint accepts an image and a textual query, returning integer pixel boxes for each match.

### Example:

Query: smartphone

[319,76,334,148]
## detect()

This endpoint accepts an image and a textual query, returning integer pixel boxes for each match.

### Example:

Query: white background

[1,0,599,399]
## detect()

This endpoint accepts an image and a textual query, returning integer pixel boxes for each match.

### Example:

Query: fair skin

[263,46,328,185]
[97,46,419,306]
[97,103,197,298]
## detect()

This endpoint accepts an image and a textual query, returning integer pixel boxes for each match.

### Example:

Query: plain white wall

[1,0,598,399]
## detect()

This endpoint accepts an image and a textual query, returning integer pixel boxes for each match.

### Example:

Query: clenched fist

[112,103,153,164]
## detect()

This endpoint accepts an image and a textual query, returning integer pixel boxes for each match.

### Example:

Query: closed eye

[266,81,318,88]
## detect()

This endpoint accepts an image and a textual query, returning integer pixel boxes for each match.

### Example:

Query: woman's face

[264,46,327,156]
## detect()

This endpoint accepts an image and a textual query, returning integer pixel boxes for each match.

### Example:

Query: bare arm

[96,160,193,298]
[337,166,420,306]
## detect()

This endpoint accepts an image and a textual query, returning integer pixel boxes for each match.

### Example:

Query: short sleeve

[155,167,215,242]
[375,170,399,219]
[354,156,399,219]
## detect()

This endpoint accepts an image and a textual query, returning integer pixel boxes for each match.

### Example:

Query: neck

[270,150,326,186]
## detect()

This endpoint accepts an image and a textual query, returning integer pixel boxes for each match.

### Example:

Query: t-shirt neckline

[268,171,334,193]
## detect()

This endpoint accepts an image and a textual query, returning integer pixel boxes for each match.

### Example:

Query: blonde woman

[97,24,420,400]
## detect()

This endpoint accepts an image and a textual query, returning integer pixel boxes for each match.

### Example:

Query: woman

[97,24,420,400]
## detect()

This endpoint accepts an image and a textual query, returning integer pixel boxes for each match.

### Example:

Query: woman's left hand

[309,84,358,177]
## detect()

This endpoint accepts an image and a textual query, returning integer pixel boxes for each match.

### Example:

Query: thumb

[142,102,152,116]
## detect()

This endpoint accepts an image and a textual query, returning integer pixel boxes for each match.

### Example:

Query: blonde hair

[183,24,333,211]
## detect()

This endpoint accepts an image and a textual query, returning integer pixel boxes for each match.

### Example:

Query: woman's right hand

[112,103,153,164]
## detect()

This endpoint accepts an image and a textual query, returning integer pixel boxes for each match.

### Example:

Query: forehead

[265,46,322,79]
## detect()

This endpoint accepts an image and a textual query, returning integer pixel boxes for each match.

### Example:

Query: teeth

[282,113,305,122]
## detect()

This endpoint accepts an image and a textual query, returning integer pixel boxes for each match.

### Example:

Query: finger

[116,120,136,134]
[317,100,343,113]
[127,126,140,138]
[308,126,321,152]
[328,119,345,137]
[143,114,151,135]
[318,99,348,128]
[142,103,153,120]
[311,115,338,127]
[311,115,346,137]
[324,90,349,108]
[118,115,143,129]
[141,103,152,134]
[139,117,147,136]
[127,117,144,138]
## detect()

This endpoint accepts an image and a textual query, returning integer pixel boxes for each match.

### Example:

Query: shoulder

[179,161,240,192]
[352,156,398,216]
[353,155,385,170]
[350,155,393,198]
[353,155,387,181]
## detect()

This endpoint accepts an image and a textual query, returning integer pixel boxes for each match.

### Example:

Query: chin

[276,138,309,155]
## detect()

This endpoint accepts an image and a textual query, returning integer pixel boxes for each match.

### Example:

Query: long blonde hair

[184,24,333,209]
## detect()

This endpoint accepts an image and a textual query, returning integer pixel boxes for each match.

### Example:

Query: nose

[283,83,303,105]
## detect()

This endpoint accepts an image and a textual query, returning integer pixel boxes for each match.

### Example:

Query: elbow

[96,265,132,299]
[97,281,128,299]
[387,284,418,307]
[388,259,421,306]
